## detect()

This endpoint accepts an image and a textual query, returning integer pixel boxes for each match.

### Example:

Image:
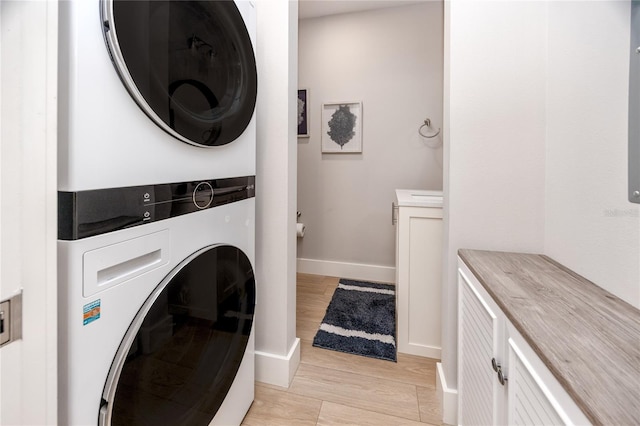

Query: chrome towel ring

[418,118,441,138]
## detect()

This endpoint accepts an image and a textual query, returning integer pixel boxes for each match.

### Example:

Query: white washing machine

[58,1,258,423]
[58,0,257,192]
[58,178,256,425]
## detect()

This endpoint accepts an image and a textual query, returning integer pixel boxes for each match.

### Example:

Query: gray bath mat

[312,279,396,362]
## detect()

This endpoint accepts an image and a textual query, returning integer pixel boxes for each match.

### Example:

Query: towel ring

[418,118,441,138]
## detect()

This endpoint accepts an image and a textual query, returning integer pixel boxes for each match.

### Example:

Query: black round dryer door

[100,245,256,426]
[101,0,257,147]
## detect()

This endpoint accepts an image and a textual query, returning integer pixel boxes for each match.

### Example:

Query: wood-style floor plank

[242,384,322,426]
[317,401,431,426]
[300,340,436,388]
[417,385,443,425]
[297,280,330,295]
[241,273,443,426]
[296,273,327,285]
[297,298,331,322]
[288,363,421,422]
[297,317,322,342]
[321,276,340,295]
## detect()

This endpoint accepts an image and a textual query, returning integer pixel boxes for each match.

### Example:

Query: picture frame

[321,101,362,153]
[297,89,309,137]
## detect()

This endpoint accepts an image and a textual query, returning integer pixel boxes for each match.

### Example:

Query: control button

[193,182,214,209]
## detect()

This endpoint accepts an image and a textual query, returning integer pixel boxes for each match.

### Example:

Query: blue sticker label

[83,299,101,325]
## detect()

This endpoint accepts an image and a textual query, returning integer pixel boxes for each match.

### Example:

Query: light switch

[0,300,10,346]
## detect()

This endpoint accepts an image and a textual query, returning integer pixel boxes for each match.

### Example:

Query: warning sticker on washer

[83,300,101,325]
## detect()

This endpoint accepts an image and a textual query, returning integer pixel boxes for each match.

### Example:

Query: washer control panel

[58,175,255,240]
[193,181,214,209]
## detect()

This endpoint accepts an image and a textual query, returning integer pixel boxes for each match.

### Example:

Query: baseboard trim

[398,344,441,360]
[296,258,395,283]
[255,338,301,388]
[436,362,458,425]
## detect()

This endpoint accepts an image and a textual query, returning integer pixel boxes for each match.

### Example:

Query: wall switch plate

[0,301,9,346]
[0,292,22,348]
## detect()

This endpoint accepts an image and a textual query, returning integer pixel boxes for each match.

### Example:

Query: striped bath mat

[312,279,396,362]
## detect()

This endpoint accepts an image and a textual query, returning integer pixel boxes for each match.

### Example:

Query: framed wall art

[297,89,309,137]
[321,101,362,153]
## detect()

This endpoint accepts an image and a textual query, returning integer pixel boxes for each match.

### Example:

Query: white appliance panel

[58,0,257,191]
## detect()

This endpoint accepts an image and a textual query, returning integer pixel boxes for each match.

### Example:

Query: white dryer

[58,178,256,425]
[58,2,258,423]
[58,0,257,191]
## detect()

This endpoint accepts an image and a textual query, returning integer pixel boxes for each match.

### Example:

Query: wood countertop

[458,249,640,426]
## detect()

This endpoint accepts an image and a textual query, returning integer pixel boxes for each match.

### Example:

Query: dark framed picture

[321,101,362,153]
[298,89,309,137]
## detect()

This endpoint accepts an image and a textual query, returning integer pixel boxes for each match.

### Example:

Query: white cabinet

[506,331,566,425]
[394,190,442,359]
[457,258,590,426]
[457,265,505,425]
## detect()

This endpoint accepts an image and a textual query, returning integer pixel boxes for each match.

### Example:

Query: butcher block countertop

[458,249,640,426]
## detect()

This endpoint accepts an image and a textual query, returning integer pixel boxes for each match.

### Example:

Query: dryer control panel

[58,175,255,240]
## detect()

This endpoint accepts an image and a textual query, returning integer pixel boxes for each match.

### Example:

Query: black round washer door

[102,0,257,147]
[100,245,256,426]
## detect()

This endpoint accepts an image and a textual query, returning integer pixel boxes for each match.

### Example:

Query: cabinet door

[396,206,442,358]
[507,337,564,425]
[458,265,504,425]
[506,325,590,426]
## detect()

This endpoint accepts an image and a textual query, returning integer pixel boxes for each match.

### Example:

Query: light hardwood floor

[241,273,443,425]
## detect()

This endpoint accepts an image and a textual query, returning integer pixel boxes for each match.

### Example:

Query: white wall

[441,2,548,419]
[297,3,443,281]
[0,1,58,424]
[254,0,300,387]
[545,1,639,307]
[441,1,639,423]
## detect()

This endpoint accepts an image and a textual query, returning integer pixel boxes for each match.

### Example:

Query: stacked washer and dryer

[57,1,258,425]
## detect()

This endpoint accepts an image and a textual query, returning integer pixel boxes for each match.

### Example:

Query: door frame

[0,1,58,424]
